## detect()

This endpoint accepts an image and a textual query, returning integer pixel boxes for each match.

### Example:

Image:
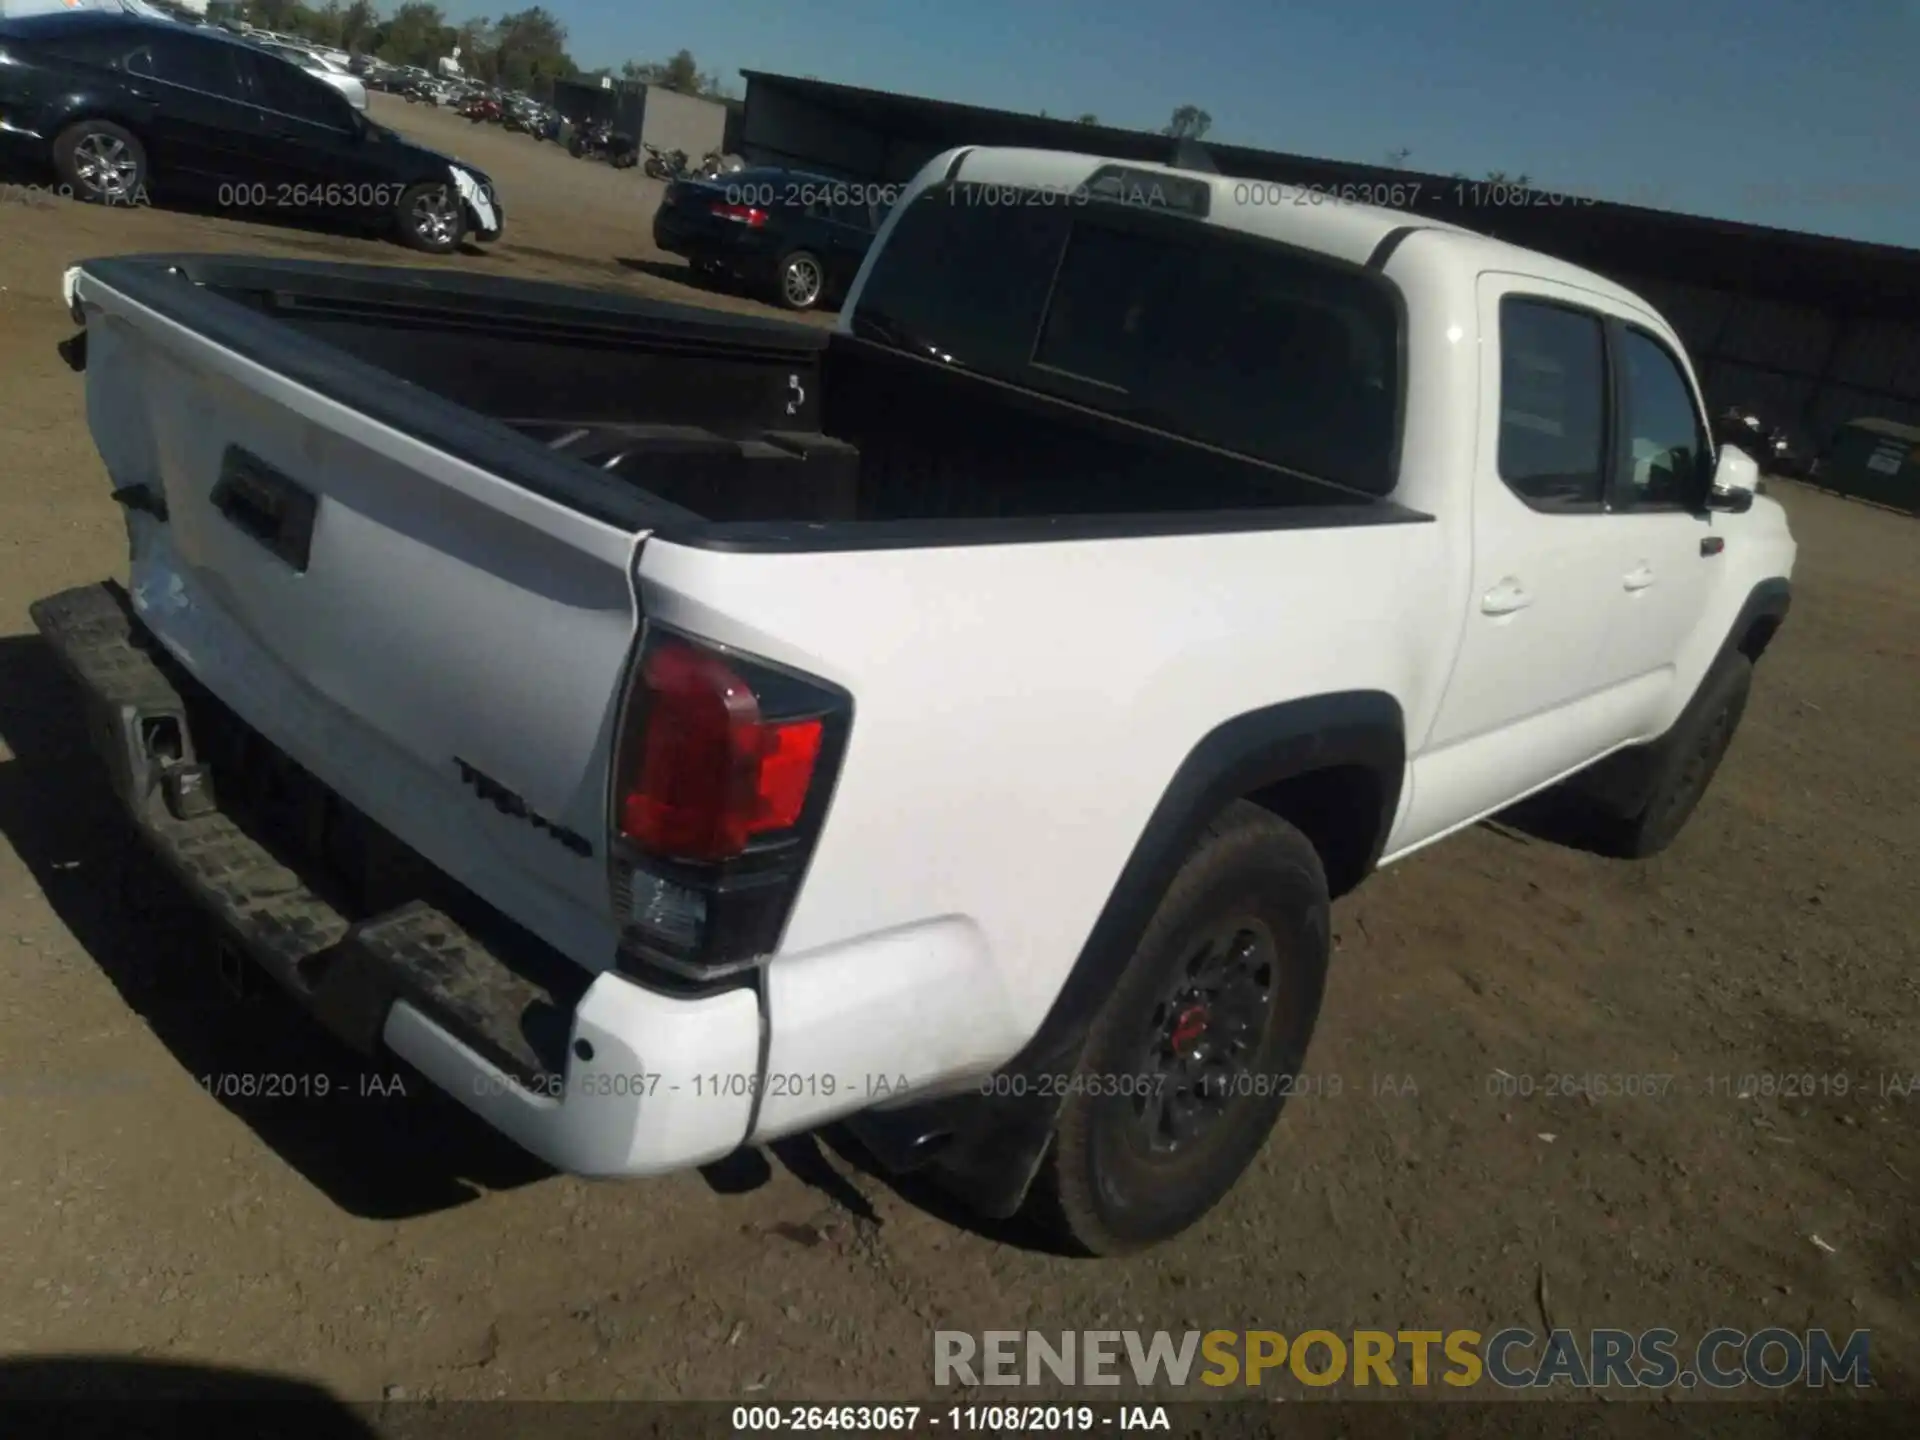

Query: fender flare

[1017,689,1405,1072]
[846,690,1406,1217]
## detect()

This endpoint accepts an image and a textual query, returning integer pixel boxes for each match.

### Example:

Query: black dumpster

[1821,418,1920,515]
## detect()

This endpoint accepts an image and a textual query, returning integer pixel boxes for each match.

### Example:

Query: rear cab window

[853,180,1404,496]
[1496,297,1609,510]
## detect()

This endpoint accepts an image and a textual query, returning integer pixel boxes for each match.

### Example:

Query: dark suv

[0,11,501,253]
[652,167,889,311]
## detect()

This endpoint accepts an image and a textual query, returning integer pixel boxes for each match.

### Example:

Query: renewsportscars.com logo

[933,1328,1873,1391]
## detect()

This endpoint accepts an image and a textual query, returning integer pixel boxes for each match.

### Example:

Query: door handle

[1481,578,1532,616]
[1623,563,1656,592]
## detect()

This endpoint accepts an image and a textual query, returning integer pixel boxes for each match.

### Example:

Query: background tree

[305,1,344,44]
[1161,104,1211,140]
[339,0,379,53]
[621,49,732,99]
[246,0,306,30]
[1075,112,1099,124]
[454,18,500,81]
[375,1,451,67]
[492,7,573,90]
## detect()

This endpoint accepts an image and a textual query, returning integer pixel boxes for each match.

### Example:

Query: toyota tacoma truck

[32,145,1794,1255]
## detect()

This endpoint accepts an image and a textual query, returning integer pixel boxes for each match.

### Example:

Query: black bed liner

[71,253,1433,551]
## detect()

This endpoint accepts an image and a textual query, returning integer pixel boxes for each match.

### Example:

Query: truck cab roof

[940,146,1659,320]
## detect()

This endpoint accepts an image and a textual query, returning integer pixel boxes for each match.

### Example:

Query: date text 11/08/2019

[1228,181,1602,209]
[731,1405,1171,1432]
[467,1071,921,1102]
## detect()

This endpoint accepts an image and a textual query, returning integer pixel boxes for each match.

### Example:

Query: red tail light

[618,640,822,863]
[610,629,849,984]
[711,202,768,227]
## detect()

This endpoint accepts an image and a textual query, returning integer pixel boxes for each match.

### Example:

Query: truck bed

[56,242,1448,1165]
[76,254,1426,543]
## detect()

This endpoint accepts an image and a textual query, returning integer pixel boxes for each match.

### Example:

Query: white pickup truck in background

[33,144,1793,1254]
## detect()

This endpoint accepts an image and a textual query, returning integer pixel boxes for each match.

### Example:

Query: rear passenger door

[1412,277,1631,830]
[121,31,256,190]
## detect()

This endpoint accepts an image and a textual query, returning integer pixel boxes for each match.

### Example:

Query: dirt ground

[0,95,1915,1412]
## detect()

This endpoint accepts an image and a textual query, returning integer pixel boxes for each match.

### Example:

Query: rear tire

[1028,802,1331,1255]
[1607,655,1752,858]
[52,119,148,206]
[776,250,826,311]
[395,180,466,254]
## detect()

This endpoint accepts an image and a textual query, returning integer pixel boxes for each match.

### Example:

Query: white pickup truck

[34,145,1794,1254]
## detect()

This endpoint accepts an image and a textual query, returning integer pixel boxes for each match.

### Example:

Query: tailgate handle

[212,448,318,573]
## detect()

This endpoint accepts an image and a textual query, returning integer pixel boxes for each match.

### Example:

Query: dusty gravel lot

[0,95,1915,1415]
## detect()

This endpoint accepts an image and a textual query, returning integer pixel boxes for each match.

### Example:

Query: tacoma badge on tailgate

[454,758,594,858]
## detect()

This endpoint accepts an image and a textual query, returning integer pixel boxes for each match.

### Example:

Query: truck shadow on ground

[1484,790,1632,858]
[0,1356,381,1438]
[0,634,552,1220]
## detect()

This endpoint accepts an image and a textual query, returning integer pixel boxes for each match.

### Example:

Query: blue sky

[451,0,1918,246]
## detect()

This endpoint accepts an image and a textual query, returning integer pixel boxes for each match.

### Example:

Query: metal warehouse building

[551,76,740,163]
[739,70,1920,468]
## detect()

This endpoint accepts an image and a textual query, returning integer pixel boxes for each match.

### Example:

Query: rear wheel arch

[1033,690,1405,1061]
[866,692,1405,1221]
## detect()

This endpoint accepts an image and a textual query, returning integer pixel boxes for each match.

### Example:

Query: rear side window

[855,183,1402,494]
[241,50,352,131]
[126,34,249,103]
[853,184,1073,376]
[829,198,875,230]
[1497,298,1607,508]
[1035,221,1400,492]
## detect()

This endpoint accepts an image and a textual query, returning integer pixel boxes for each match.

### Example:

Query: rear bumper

[27,582,761,1177]
[651,216,777,276]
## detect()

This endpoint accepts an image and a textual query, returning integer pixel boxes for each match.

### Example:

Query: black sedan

[652,168,888,311]
[0,11,501,253]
